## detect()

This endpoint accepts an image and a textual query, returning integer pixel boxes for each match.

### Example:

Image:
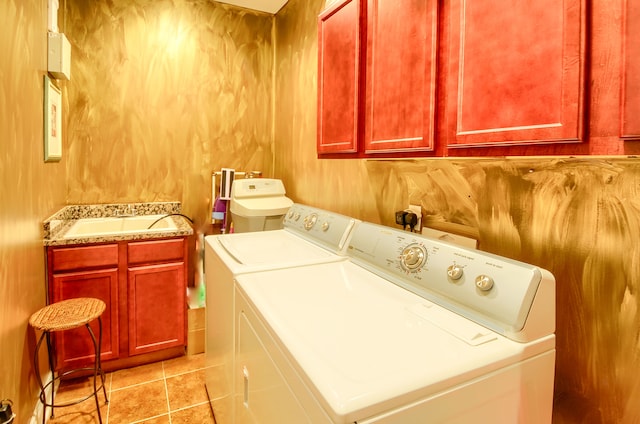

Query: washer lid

[205,230,344,274]
[236,261,555,423]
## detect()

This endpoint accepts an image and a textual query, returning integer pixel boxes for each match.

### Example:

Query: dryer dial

[303,213,318,230]
[400,243,427,271]
[475,275,494,291]
[447,264,464,280]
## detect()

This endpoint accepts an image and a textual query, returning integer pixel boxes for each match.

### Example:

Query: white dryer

[234,222,556,423]
[203,203,359,423]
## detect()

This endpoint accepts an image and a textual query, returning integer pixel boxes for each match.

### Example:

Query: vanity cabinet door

[51,268,120,370]
[127,261,186,356]
[364,0,438,153]
[317,0,362,154]
[444,0,585,150]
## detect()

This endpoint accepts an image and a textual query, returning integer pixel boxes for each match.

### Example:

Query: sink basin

[63,214,178,239]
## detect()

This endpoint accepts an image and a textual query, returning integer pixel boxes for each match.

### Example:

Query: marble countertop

[44,202,194,246]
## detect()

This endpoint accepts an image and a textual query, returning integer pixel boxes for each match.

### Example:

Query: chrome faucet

[117,204,136,217]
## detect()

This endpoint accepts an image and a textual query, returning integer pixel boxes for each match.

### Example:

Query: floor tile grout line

[162,360,173,424]
[170,400,211,413]
[109,376,165,392]
[128,413,170,424]
[105,373,112,424]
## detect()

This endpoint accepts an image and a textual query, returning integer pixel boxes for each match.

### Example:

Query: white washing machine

[233,222,556,423]
[204,203,359,423]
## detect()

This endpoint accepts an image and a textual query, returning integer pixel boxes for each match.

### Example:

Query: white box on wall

[48,0,59,32]
[48,32,71,80]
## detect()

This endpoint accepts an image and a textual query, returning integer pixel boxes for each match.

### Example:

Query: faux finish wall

[0,0,67,421]
[274,0,640,422]
[64,0,275,227]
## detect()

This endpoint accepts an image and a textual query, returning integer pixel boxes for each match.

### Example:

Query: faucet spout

[116,204,136,217]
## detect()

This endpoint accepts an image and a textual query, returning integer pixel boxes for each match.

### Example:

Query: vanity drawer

[127,238,185,265]
[51,244,119,272]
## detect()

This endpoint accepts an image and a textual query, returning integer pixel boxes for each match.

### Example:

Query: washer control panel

[347,222,546,335]
[283,204,358,254]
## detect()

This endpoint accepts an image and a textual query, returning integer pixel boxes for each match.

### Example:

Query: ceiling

[216,0,289,14]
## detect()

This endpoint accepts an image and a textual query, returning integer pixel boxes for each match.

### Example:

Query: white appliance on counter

[229,178,293,233]
[234,221,556,423]
[204,203,359,423]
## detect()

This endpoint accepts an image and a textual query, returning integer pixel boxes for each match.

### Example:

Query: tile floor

[47,353,215,424]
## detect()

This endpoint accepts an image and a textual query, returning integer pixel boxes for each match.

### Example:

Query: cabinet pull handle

[243,365,249,408]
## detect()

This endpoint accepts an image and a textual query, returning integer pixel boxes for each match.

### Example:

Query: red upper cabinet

[621,0,640,140]
[444,0,586,150]
[364,0,438,154]
[317,0,362,154]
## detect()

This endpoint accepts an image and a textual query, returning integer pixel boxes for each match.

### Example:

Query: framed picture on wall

[44,75,62,162]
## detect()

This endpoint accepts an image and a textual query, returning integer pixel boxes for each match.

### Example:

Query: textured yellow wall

[3,0,640,422]
[274,0,640,422]
[0,0,68,421]
[64,0,275,228]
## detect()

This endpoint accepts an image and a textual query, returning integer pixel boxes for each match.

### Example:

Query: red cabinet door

[52,268,119,370]
[127,262,186,356]
[317,0,362,154]
[621,0,640,140]
[445,0,586,149]
[364,0,438,153]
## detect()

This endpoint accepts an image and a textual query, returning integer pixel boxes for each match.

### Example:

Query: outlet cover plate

[421,227,478,249]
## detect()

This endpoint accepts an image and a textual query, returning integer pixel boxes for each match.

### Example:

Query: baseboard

[30,371,53,424]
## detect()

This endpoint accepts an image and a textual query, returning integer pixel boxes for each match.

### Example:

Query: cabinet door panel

[52,269,119,370]
[446,0,585,148]
[365,0,438,153]
[621,0,640,139]
[128,262,186,356]
[317,0,361,154]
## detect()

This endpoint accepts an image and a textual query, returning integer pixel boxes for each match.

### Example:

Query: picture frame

[44,75,62,162]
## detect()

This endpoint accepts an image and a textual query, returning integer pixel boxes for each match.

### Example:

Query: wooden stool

[29,298,109,424]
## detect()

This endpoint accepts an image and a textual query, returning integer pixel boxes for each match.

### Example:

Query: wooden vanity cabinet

[47,238,188,372]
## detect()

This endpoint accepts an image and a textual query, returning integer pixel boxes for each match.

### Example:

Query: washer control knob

[321,221,330,232]
[447,264,464,280]
[303,213,318,230]
[475,275,494,291]
[400,244,427,271]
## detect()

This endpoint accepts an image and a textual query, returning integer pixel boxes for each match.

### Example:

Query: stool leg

[85,323,102,424]
[45,332,56,420]
[97,317,109,403]
[33,331,48,424]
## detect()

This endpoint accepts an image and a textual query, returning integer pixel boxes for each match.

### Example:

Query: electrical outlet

[407,204,422,232]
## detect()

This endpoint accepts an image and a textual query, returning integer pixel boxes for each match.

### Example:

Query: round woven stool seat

[29,298,105,332]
